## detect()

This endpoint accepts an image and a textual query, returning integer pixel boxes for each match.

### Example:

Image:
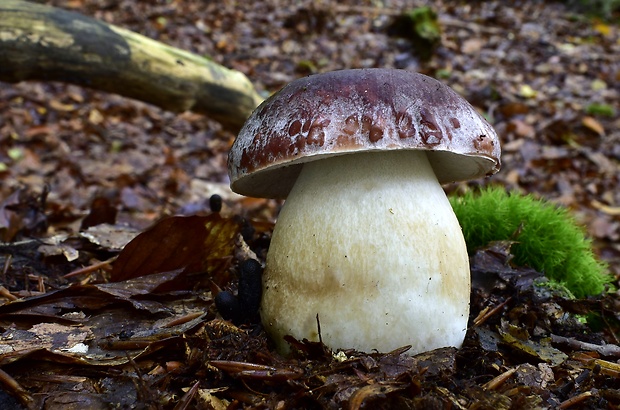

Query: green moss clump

[585,103,616,117]
[450,187,612,298]
[387,6,441,61]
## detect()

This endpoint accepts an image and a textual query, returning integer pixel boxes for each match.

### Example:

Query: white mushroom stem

[261,150,470,355]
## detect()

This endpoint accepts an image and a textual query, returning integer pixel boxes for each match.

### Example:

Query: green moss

[450,187,612,298]
[585,103,616,117]
[407,7,441,44]
[387,6,441,61]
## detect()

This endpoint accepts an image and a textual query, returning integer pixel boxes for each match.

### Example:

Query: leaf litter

[0,0,619,408]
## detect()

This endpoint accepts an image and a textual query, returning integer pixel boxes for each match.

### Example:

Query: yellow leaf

[591,79,607,91]
[594,22,611,37]
[519,84,537,99]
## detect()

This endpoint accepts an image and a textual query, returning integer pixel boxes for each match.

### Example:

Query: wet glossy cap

[228,69,501,199]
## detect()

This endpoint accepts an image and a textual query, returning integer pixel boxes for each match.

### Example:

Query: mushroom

[228,69,501,355]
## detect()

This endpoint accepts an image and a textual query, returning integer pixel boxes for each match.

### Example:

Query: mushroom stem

[262,150,470,355]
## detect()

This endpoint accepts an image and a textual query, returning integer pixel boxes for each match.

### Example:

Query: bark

[0,0,264,131]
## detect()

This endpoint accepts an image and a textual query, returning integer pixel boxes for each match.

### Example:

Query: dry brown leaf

[581,115,605,135]
[347,382,406,410]
[111,214,240,282]
[461,38,484,54]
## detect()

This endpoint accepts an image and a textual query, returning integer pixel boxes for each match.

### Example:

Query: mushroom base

[261,150,470,356]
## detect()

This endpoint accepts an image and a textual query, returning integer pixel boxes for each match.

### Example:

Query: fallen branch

[0,0,264,131]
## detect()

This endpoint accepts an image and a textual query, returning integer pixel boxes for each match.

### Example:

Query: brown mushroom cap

[228,69,501,199]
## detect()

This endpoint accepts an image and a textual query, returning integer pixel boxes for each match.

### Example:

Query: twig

[473,297,512,327]
[162,312,204,328]
[483,367,517,390]
[63,256,116,278]
[0,285,18,301]
[0,367,33,408]
[557,391,593,409]
[173,381,200,410]
[1,253,11,282]
[551,334,620,357]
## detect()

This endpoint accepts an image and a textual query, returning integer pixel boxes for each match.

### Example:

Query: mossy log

[0,0,264,131]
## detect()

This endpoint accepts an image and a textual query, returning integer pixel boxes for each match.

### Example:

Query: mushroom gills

[261,149,470,355]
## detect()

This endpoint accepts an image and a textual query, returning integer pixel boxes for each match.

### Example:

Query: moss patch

[450,187,612,298]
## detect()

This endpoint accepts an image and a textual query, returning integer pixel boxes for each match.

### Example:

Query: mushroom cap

[228,68,501,199]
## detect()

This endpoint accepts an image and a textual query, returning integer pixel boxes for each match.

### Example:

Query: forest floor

[0,1,619,408]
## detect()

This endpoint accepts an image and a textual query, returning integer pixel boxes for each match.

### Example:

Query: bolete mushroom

[228,69,500,355]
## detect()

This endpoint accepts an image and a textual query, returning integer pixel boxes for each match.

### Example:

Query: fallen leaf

[79,223,141,251]
[507,119,535,138]
[80,196,118,230]
[111,214,240,282]
[499,326,568,366]
[462,38,483,54]
[519,84,537,98]
[593,22,612,37]
[347,382,406,410]
[582,116,605,135]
